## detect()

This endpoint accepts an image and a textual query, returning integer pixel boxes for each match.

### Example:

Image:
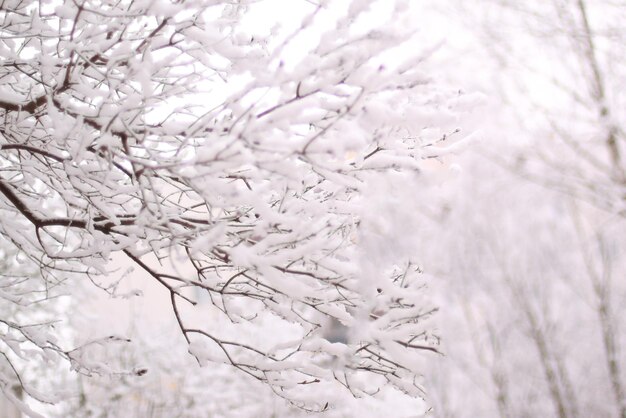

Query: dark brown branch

[122,249,197,306]
[0,94,48,114]
[0,144,66,162]
[393,340,441,355]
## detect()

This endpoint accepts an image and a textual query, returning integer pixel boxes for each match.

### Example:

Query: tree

[0,0,467,414]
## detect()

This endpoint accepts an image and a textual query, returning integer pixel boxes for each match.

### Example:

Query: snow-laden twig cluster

[0,0,468,412]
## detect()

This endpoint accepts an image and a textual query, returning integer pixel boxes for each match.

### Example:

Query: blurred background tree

[416,1,626,417]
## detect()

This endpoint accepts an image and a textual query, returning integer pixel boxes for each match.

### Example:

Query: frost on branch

[0,0,467,411]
